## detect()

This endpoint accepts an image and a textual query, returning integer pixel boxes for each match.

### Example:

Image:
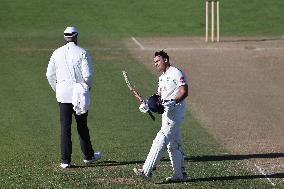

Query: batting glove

[162,99,176,112]
[139,102,149,113]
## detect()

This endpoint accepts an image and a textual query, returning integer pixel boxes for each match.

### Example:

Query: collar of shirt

[162,66,173,75]
[66,42,76,47]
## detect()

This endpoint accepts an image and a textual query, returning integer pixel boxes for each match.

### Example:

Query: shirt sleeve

[174,69,188,87]
[81,51,94,87]
[46,53,57,91]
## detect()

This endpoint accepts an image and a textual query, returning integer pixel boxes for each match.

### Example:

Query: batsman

[134,50,189,182]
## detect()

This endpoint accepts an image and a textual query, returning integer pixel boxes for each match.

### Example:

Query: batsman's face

[154,56,167,73]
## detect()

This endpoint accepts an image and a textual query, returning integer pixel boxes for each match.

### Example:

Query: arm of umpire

[81,51,94,90]
[46,53,56,92]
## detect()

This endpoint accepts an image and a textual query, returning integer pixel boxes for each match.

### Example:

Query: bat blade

[122,70,155,121]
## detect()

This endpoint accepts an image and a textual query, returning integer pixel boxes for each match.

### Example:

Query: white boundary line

[254,164,276,187]
[131,37,145,50]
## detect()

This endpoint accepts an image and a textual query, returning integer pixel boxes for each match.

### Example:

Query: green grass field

[0,0,283,188]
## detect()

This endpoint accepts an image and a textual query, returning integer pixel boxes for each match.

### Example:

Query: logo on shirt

[180,76,185,84]
[159,87,167,92]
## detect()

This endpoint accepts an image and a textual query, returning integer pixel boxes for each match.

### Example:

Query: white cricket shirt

[158,66,187,104]
[46,42,93,103]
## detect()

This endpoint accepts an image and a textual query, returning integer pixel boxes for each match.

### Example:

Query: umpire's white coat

[46,42,93,103]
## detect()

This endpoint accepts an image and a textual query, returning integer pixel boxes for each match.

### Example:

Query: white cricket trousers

[142,112,185,177]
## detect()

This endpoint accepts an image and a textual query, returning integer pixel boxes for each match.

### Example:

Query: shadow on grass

[93,160,145,167]
[156,173,284,184]
[67,153,284,185]
[80,152,284,167]
[188,152,284,162]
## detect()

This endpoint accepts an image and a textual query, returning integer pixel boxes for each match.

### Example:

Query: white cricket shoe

[133,168,151,180]
[60,163,71,169]
[83,151,102,164]
[165,173,189,182]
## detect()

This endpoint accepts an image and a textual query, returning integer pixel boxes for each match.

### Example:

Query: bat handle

[147,110,155,121]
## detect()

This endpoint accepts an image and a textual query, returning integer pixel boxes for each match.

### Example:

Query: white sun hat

[64,26,79,37]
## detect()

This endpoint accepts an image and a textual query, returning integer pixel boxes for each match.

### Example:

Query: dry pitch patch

[126,37,284,186]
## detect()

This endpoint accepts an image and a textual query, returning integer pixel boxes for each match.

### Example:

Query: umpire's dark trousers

[59,103,94,164]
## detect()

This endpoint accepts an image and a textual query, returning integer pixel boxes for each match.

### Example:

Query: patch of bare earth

[126,37,284,186]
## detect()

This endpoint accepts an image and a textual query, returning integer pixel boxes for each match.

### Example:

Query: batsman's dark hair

[154,50,169,62]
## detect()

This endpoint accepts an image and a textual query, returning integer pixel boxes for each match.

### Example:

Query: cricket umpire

[134,50,189,182]
[46,26,101,168]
